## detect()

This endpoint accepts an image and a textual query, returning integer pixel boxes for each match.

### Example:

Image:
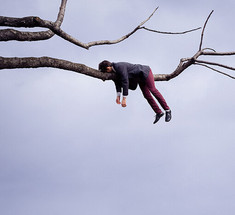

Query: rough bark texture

[0,56,115,81]
[0,28,53,41]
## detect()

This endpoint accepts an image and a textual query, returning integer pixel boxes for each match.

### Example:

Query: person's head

[99,60,112,73]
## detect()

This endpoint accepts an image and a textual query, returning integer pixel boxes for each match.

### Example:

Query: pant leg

[139,82,162,114]
[147,69,170,110]
[140,69,170,113]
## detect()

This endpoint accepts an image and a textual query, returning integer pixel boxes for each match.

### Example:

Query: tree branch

[152,10,235,81]
[141,27,201,35]
[0,0,67,42]
[0,2,234,82]
[195,59,235,71]
[153,49,235,81]
[199,10,214,51]
[202,51,235,56]
[194,63,235,79]
[0,55,196,82]
[86,7,160,48]
[0,56,115,81]
[0,6,159,48]
[0,28,53,41]
[0,5,201,49]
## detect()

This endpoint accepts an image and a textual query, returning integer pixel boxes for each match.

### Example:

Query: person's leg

[139,82,162,114]
[144,69,172,123]
[145,69,170,111]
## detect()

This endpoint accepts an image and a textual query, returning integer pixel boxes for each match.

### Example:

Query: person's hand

[116,96,121,104]
[121,97,127,107]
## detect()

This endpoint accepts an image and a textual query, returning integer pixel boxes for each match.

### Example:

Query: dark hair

[98,60,112,72]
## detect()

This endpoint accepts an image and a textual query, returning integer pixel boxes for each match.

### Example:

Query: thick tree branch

[0,28,53,41]
[0,56,115,81]
[0,55,194,81]
[0,0,67,42]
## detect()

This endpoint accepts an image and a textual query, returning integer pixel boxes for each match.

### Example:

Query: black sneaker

[153,112,164,124]
[165,110,172,122]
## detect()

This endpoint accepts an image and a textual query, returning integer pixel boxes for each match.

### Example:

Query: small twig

[142,27,201,35]
[195,59,235,71]
[195,63,235,79]
[139,7,159,26]
[86,7,159,48]
[201,48,216,52]
[202,51,235,56]
[199,10,214,51]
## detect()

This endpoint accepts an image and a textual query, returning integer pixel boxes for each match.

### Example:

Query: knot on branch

[33,17,41,24]
[32,16,46,27]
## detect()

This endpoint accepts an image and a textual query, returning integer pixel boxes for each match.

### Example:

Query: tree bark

[0,1,234,80]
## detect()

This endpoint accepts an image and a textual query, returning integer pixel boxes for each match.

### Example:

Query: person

[99,60,172,124]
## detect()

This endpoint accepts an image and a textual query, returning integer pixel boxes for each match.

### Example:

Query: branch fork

[154,10,234,81]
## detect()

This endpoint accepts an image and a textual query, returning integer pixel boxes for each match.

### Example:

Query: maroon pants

[139,69,170,114]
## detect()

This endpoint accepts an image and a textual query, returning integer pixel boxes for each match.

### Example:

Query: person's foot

[165,110,172,122]
[153,112,164,124]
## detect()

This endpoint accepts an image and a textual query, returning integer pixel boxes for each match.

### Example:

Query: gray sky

[0,0,235,215]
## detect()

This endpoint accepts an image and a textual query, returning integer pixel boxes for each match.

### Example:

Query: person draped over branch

[99,61,172,124]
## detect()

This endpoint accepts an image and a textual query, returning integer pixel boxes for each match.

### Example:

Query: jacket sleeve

[114,80,122,94]
[117,64,129,96]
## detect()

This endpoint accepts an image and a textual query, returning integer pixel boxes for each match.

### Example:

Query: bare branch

[0,16,39,28]
[0,3,234,83]
[158,45,235,81]
[85,7,159,48]
[202,51,235,56]
[195,59,235,71]
[195,63,235,79]
[0,0,67,27]
[0,0,67,42]
[140,7,159,26]
[0,55,196,82]
[152,22,235,82]
[141,27,201,35]
[55,0,67,27]
[32,7,160,49]
[0,6,200,49]
[0,56,114,81]
[0,6,158,48]
[199,10,214,51]
[201,48,216,52]
[0,28,53,41]
[153,58,195,81]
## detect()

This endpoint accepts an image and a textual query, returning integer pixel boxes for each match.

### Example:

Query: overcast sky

[0,0,235,215]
